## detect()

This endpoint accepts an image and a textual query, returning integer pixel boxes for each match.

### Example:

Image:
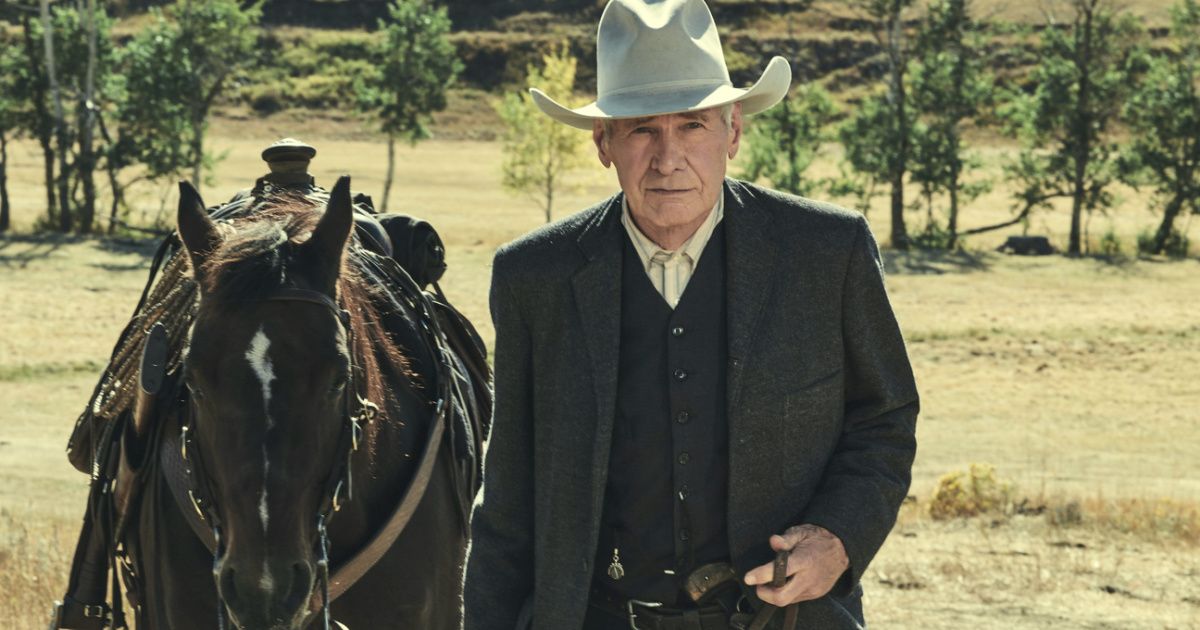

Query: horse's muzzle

[217,557,315,630]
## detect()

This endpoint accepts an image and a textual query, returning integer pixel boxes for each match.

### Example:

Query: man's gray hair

[601,103,735,143]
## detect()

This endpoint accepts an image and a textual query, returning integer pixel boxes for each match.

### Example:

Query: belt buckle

[626,598,663,630]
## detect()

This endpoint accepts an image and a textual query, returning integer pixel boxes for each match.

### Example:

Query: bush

[911,220,955,251]
[1137,227,1191,257]
[929,463,1014,520]
[1098,228,1123,258]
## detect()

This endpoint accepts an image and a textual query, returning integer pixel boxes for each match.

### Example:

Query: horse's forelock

[193,197,414,431]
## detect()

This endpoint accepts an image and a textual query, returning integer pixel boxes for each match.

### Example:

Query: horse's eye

[329,381,346,397]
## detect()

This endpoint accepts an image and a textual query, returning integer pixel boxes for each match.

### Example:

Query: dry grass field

[1,115,1198,627]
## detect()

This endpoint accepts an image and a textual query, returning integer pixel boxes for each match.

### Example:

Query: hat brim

[530,56,792,130]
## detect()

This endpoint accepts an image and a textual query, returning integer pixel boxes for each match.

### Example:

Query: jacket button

[679,528,690,542]
[673,369,688,382]
[675,411,690,424]
[671,326,685,337]
[678,485,690,501]
[677,452,690,465]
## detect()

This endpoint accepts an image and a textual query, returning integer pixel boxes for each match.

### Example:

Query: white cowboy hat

[530,0,792,130]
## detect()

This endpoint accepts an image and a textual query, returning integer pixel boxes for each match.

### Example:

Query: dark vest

[592,222,730,606]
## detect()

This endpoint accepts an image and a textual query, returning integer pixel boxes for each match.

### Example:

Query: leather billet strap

[744,550,798,630]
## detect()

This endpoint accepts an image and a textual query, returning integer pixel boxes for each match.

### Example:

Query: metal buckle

[82,604,109,619]
[625,599,663,630]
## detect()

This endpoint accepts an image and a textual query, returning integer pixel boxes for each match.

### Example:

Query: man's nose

[650,128,686,174]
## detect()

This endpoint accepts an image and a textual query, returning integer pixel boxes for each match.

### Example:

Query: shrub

[929,463,1014,520]
[1137,227,1191,257]
[911,221,955,251]
[1098,228,1123,257]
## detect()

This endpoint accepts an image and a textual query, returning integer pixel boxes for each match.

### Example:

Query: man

[463,1,918,628]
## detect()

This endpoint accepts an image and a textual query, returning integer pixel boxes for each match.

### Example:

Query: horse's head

[177,177,358,630]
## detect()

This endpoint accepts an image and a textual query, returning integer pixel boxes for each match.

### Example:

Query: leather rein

[176,285,449,630]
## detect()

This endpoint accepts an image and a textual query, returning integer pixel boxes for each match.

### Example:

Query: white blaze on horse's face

[244,325,275,541]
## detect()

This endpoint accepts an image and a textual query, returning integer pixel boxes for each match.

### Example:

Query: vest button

[679,528,690,542]
[671,326,685,337]
[678,485,690,501]
[675,411,690,424]
[677,452,690,465]
[673,369,688,382]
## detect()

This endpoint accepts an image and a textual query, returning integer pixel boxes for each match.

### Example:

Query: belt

[588,597,731,630]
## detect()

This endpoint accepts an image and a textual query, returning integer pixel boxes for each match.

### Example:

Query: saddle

[53,182,490,629]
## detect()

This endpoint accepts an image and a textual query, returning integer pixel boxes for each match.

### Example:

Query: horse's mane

[196,195,415,417]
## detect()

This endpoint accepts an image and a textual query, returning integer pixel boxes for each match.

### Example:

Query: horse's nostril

[218,565,239,607]
[283,561,314,612]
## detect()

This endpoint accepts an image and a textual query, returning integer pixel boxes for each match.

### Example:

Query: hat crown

[596,0,731,101]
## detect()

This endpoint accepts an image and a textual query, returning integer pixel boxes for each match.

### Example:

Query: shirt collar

[620,194,724,269]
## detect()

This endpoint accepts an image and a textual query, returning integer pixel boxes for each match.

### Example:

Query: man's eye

[633,127,653,134]
[685,122,704,130]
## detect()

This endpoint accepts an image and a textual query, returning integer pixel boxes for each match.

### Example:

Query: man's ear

[593,121,613,168]
[727,103,744,160]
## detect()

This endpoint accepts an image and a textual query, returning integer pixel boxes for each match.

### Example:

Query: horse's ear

[177,181,218,280]
[306,175,354,284]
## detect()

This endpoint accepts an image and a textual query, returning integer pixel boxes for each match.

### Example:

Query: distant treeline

[107,0,811,29]
[1,0,1197,261]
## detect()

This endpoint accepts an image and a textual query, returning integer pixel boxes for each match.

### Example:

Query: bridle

[179,286,378,630]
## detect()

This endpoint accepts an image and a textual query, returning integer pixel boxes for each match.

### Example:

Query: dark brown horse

[126,177,470,629]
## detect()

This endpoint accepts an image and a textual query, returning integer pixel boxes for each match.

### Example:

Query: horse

[118,176,473,630]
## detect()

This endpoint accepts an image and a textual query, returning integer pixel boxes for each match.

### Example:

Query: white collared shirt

[620,195,724,309]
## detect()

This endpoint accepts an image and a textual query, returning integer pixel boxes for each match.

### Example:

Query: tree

[1120,0,1200,255]
[743,83,838,197]
[46,2,117,233]
[18,12,59,228]
[357,0,461,213]
[839,92,906,226]
[907,0,994,249]
[113,10,203,208]
[164,0,261,194]
[0,32,24,233]
[845,0,918,249]
[998,0,1143,255]
[495,44,589,223]
[40,0,72,232]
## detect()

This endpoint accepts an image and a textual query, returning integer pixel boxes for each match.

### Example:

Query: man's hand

[743,524,849,606]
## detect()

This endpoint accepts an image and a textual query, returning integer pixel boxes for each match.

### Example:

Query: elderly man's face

[593,105,742,244]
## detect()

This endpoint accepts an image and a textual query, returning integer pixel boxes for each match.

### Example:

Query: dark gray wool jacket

[463,179,919,629]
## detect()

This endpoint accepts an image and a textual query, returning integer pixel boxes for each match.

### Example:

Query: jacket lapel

[571,195,624,521]
[724,180,778,410]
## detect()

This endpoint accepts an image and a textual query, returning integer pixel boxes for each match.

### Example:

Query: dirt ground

[1,123,1198,627]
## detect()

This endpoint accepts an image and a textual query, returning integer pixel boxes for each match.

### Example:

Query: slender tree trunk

[888,0,909,250]
[24,15,57,225]
[1152,194,1187,254]
[382,134,395,213]
[95,110,123,234]
[1068,1,1096,257]
[77,0,99,233]
[947,177,960,250]
[544,148,556,223]
[0,131,9,232]
[190,112,204,194]
[42,0,73,233]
